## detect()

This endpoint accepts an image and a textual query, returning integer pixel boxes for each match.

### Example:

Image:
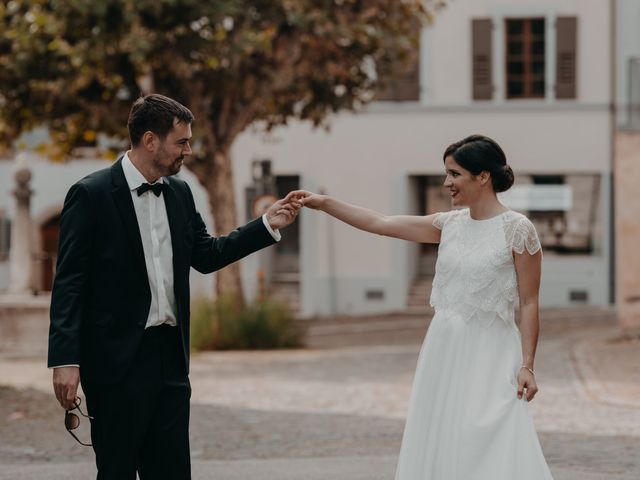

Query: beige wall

[615,132,640,334]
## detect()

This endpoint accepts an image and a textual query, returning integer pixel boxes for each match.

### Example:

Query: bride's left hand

[517,368,538,402]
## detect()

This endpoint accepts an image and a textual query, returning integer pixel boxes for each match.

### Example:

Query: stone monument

[0,153,49,357]
[8,156,33,294]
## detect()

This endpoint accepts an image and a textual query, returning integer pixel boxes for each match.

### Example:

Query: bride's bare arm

[514,248,543,401]
[288,190,442,244]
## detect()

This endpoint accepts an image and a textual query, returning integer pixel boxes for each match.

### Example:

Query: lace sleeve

[510,216,542,255]
[432,212,446,230]
[432,211,449,230]
[432,209,465,230]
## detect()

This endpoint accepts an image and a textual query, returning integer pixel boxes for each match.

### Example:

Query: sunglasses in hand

[65,397,93,447]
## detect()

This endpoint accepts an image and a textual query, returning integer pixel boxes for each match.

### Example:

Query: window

[499,174,601,255]
[471,15,577,101]
[505,18,546,99]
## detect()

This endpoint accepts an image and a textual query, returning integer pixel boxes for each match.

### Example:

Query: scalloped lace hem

[429,298,517,327]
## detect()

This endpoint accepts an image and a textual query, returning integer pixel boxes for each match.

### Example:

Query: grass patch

[190,295,304,351]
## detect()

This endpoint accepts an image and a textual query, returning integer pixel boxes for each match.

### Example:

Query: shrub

[190,295,304,351]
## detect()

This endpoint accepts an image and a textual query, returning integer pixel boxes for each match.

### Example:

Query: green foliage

[0,0,443,302]
[190,294,304,351]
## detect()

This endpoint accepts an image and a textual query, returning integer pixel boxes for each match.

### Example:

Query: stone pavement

[0,307,639,479]
[1,457,637,480]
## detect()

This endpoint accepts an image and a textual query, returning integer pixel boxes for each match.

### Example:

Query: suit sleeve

[47,183,94,368]
[184,186,277,274]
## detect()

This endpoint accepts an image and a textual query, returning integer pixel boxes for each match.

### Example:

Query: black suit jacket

[47,159,276,385]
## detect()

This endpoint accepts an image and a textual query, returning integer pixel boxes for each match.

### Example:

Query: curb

[571,335,640,409]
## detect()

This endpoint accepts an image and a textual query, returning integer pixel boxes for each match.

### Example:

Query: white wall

[233,102,613,314]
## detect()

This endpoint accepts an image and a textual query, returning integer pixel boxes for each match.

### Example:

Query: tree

[0,0,440,305]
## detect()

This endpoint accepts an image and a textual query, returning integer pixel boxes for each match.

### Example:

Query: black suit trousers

[83,325,191,480]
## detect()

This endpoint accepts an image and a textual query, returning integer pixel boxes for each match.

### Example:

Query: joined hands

[265,192,306,230]
[264,190,325,230]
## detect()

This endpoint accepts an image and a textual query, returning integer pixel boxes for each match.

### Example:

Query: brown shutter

[555,17,577,99]
[472,18,493,100]
[390,62,420,101]
[377,21,421,101]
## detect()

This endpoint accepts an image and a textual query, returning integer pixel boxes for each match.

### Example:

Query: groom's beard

[154,146,184,177]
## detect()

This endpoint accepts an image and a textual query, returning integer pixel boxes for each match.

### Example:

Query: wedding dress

[394,208,554,480]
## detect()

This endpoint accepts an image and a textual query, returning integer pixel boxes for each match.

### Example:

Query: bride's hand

[517,368,538,402]
[284,190,326,210]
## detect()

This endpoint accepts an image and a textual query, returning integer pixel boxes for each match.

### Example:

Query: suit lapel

[110,159,148,281]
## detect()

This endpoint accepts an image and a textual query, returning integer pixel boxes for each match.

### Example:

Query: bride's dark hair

[443,135,515,193]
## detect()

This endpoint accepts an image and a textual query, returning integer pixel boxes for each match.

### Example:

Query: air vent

[365,290,385,301]
[569,290,588,303]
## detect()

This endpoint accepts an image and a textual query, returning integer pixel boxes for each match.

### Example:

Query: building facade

[233,0,614,316]
[0,0,616,318]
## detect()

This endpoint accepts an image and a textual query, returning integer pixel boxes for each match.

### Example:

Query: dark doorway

[417,175,448,275]
[41,215,61,291]
[275,176,300,273]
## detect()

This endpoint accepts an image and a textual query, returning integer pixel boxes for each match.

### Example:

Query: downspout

[609,0,617,305]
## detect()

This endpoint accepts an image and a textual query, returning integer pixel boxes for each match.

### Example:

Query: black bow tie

[136,182,164,197]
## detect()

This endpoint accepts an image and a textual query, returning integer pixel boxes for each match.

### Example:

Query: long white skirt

[395,309,554,480]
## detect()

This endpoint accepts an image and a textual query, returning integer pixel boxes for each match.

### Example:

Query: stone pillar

[615,131,640,336]
[8,158,33,294]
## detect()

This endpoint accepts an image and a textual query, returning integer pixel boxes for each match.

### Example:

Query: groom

[48,94,300,479]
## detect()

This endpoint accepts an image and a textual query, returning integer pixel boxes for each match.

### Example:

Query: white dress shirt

[122,153,281,328]
[122,153,178,328]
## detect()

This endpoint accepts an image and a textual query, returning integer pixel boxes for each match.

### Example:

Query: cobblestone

[0,311,638,479]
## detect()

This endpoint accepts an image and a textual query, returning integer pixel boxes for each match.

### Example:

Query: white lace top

[430,208,542,326]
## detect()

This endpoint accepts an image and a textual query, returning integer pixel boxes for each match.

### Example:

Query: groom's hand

[53,366,80,410]
[265,193,303,230]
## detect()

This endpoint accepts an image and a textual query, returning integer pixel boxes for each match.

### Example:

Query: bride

[294,134,554,479]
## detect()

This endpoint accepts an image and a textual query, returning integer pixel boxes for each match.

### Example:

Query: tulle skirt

[394,309,554,480]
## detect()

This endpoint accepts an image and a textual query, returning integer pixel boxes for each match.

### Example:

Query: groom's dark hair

[128,94,194,147]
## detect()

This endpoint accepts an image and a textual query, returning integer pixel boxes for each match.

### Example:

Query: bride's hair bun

[493,164,514,193]
[443,135,515,193]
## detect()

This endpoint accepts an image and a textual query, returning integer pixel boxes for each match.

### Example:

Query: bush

[190,295,304,351]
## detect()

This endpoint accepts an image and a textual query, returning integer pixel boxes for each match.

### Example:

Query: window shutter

[391,62,420,101]
[555,17,577,99]
[377,23,421,102]
[472,18,493,100]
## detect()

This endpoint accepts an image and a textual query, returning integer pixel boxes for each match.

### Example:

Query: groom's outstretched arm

[188,190,301,274]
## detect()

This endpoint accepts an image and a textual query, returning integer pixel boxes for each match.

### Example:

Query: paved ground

[0,307,639,479]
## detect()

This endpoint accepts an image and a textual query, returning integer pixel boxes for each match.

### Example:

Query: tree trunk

[191,146,245,308]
